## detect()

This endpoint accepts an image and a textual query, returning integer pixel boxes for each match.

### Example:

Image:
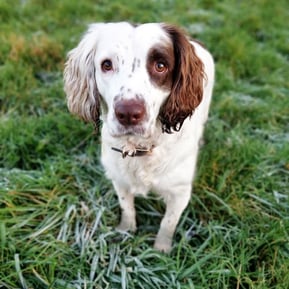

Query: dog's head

[64,22,204,136]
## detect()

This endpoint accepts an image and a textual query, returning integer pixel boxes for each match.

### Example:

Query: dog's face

[64,22,204,136]
[92,23,174,137]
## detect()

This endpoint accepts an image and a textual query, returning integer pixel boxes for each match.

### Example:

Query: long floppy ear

[159,24,205,133]
[64,25,100,124]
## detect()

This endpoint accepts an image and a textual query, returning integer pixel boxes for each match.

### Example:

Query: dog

[64,22,214,252]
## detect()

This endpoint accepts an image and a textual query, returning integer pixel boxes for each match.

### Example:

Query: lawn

[0,0,288,288]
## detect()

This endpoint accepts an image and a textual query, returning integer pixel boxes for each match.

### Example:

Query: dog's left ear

[64,25,101,124]
[159,24,205,133]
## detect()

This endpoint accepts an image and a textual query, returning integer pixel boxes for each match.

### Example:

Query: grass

[0,0,288,288]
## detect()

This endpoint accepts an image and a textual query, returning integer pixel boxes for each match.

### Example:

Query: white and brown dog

[64,22,214,252]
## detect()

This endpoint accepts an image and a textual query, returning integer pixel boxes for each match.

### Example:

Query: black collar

[111,146,154,158]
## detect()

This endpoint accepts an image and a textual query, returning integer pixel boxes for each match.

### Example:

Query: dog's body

[64,22,214,252]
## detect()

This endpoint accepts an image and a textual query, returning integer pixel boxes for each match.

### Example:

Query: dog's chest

[101,146,170,196]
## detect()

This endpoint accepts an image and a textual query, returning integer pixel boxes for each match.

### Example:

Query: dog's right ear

[64,25,101,123]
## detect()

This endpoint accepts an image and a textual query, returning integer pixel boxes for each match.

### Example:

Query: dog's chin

[109,125,151,139]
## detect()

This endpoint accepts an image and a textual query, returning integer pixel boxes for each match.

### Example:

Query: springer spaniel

[64,22,214,252]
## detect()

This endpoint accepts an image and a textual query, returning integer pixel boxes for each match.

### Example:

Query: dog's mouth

[111,124,148,137]
[107,123,158,158]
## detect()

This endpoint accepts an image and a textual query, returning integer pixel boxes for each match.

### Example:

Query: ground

[0,0,288,288]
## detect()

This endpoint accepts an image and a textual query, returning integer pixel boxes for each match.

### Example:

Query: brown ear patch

[159,24,205,133]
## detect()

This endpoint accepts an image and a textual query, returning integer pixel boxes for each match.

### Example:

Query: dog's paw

[154,235,172,253]
[116,220,136,233]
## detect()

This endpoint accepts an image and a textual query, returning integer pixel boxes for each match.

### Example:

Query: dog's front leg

[113,182,137,232]
[154,187,191,253]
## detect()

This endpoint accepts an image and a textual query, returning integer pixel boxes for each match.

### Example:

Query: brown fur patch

[159,24,205,133]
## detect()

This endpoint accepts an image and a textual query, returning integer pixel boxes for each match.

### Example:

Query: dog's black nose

[115,99,146,126]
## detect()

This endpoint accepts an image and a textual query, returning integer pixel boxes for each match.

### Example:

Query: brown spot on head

[146,44,175,90]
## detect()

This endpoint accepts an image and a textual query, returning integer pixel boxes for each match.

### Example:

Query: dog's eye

[101,59,113,72]
[154,61,168,73]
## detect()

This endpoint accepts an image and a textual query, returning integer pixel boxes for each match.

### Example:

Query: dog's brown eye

[154,61,167,73]
[101,59,113,72]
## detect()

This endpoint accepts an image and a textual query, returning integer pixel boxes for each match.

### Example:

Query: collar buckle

[111,146,153,158]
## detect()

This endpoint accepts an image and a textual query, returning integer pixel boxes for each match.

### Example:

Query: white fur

[64,22,214,252]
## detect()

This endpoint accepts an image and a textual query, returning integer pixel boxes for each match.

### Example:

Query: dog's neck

[109,130,161,158]
[102,122,164,158]
[111,144,154,158]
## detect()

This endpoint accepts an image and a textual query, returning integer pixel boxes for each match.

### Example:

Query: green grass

[0,0,288,288]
